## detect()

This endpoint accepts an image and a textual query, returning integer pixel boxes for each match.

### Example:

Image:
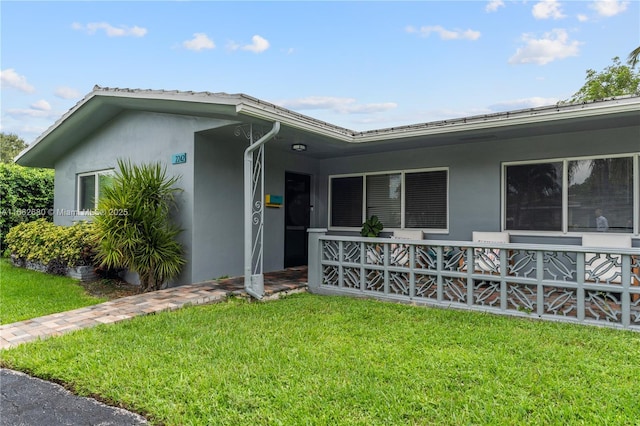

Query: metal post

[243,122,281,299]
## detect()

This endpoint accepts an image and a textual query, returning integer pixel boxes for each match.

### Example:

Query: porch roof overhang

[15,86,640,167]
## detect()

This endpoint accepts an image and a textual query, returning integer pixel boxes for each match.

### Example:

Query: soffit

[259,108,640,159]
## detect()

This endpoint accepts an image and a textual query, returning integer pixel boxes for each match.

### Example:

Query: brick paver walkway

[0,267,307,350]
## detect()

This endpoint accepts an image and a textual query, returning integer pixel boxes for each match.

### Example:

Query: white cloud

[244,35,270,53]
[577,14,589,22]
[72,22,147,37]
[30,99,51,111]
[5,107,56,119]
[182,33,215,51]
[228,35,271,53]
[54,86,80,99]
[509,29,580,65]
[0,69,35,93]
[0,124,47,141]
[406,25,481,41]
[590,0,629,17]
[488,97,560,111]
[5,100,55,119]
[277,96,397,114]
[486,0,505,12]
[532,0,566,19]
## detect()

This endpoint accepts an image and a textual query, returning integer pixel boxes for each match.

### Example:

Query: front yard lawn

[0,258,107,324]
[1,293,638,425]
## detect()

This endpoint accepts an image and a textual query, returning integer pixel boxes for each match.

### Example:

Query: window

[406,170,447,229]
[77,170,114,210]
[366,173,401,228]
[330,176,363,227]
[504,154,638,234]
[505,162,563,231]
[329,168,448,231]
[568,157,634,233]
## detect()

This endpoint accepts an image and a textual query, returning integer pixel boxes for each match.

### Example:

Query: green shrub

[94,160,185,292]
[0,163,54,250]
[5,219,95,273]
[361,215,384,237]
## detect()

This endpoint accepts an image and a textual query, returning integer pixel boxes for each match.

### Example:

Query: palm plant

[94,160,185,292]
[628,45,640,68]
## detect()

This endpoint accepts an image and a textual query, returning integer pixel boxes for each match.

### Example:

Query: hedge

[0,163,54,250]
[5,219,95,274]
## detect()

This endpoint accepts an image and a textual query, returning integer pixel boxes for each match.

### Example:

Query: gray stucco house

[15,87,640,327]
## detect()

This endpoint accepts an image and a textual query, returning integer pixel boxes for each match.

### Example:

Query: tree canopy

[0,133,28,163]
[566,57,640,103]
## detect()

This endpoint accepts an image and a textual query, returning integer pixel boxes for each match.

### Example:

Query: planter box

[67,265,97,282]
[10,255,97,282]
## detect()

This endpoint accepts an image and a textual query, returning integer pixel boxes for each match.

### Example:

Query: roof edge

[15,87,640,165]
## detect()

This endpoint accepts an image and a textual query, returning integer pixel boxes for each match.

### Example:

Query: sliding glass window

[504,154,637,234]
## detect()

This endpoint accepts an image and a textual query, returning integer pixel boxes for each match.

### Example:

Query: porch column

[307,228,328,292]
[243,122,281,299]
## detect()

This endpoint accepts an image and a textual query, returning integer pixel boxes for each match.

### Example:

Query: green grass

[1,293,639,425]
[0,258,106,324]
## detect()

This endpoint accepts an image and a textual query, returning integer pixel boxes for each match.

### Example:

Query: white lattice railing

[307,230,640,331]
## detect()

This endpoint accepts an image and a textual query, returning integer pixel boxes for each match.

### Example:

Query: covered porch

[307,230,640,331]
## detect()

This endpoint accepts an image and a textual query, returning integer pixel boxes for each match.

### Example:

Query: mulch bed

[79,279,141,299]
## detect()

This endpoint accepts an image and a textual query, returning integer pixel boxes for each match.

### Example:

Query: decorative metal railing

[307,231,640,331]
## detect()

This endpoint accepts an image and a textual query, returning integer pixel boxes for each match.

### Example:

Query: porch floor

[208,266,308,296]
[0,267,308,350]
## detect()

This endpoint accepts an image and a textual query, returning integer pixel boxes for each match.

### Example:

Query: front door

[284,172,311,268]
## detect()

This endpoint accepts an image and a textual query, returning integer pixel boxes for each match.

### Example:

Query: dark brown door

[284,172,311,267]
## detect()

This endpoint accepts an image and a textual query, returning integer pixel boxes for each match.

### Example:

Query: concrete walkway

[0,267,307,350]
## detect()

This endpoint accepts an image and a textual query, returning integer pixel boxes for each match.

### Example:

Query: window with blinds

[330,176,363,227]
[405,170,447,229]
[329,168,449,231]
[366,173,401,228]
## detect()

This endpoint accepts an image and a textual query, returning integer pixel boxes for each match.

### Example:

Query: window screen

[366,173,401,228]
[331,176,363,227]
[78,175,96,211]
[405,170,447,229]
[568,157,633,233]
[505,162,563,231]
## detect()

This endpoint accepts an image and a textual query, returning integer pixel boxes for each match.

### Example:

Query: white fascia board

[238,96,640,145]
[16,87,640,166]
[353,100,640,143]
[15,88,242,165]
[236,103,355,142]
[91,87,241,106]
[14,91,100,164]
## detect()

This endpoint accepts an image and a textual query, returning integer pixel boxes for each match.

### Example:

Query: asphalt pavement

[0,368,147,425]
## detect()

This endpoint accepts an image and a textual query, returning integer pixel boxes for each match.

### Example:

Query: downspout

[244,121,281,299]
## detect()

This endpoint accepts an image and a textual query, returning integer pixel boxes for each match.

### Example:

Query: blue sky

[1,0,638,143]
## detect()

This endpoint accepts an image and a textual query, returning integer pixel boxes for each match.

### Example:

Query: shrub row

[0,163,54,249]
[5,219,95,274]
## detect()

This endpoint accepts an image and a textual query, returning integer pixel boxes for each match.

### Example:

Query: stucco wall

[52,112,640,287]
[192,132,319,283]
[53,110,234,285]
[316,125,640,245]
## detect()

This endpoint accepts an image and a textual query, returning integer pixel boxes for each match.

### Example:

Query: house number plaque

[172,153,187,164]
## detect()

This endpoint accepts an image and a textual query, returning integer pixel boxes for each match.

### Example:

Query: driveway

[0,369,147,425]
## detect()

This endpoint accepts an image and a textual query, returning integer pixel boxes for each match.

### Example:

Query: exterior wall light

[291,143,307,152]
